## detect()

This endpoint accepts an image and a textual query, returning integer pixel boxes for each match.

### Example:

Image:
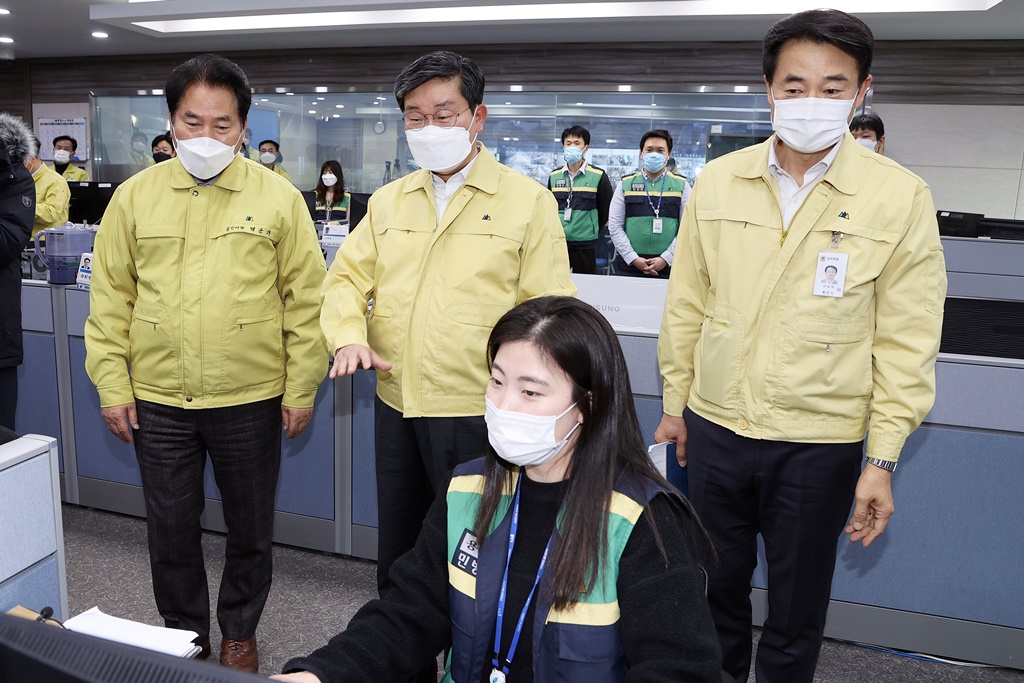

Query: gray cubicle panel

[15,284,63,472]
[0,435,68,621]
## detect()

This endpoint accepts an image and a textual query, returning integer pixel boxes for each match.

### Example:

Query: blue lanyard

[642,172,667,218]
[491,482,554,679]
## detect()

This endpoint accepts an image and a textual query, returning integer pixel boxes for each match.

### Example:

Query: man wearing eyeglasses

[320,50,574,665]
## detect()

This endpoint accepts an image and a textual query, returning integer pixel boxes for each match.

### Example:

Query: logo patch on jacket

[452,529,479,577]
[22,196,32,208]
[838,211,850,219]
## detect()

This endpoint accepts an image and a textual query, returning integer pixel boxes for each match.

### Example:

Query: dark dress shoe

[194,635,211,660]
[220,636,258,673]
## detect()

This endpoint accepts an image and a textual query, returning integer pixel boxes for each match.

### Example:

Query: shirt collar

[562,162,587,177]
[768,135,843,181]
[431,154,478,189]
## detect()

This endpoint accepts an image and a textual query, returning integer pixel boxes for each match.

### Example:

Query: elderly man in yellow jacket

[655,10,945,683]
[84,54,327,674]
[23,139,70,237]
[321,51,575,628]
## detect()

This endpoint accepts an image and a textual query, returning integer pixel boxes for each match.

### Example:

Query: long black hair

[473,296,713,609]
[314,160,346,203]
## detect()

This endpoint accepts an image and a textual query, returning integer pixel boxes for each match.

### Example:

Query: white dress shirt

[608,169,691,266]
[431,156,479,222]
[767,136,843,230]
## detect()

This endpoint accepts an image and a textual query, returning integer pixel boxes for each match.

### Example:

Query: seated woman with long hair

[313,160,350,223]
[275,296,722,682]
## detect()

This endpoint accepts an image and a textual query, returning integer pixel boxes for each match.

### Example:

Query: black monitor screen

[68,182,119,226]
[0,613,263,683]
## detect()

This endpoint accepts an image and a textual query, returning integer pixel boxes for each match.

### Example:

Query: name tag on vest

[631,183,645,192]
[554,179,567,188]
[452,529,480,577]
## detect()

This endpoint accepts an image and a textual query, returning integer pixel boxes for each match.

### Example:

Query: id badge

[812,252,849,298]
[563,208,572,221]
[652,218,664,234]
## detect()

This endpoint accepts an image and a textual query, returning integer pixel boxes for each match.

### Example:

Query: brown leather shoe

[219,636,258,673]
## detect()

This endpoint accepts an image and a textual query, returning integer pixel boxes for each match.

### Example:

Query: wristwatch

[866,457,897,473]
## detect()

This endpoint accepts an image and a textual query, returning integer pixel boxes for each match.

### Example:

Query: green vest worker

[314,160,350,222]
[279,296,722,683]
[49,135,89,182]
[547,125,613,274]
[608,129,691,278]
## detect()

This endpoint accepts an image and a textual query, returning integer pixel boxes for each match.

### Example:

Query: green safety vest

[315,191,350,222]
[621,171,688,255]
[548,165,606,243]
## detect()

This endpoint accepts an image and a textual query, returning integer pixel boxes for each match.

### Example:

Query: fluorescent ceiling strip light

[133,0,1002,33]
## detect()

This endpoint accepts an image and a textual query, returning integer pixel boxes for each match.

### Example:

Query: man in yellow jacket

[84,54,327,674]
[321,51,575,624]
[49,135,89,181]
[655,10,945,683]
[23,139,70,237]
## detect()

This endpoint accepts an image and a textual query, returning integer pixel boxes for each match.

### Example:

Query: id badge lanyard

[489,483,554,683]
[643,172,667,233]
[563,169,576,222]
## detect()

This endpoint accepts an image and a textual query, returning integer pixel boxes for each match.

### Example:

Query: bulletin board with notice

[37,117,89,162]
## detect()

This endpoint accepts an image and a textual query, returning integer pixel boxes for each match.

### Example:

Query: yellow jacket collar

[168,154,248,192]
[734,133,861,196]
[402,142,500,196]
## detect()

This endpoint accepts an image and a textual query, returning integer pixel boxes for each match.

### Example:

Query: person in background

[258,139,292,182]
[608,129,691,278]
[128,131,155,170]
[50,135,89,181]
[151,133,176,163]
[240,127,259,161]
[274,296,723,683]
[320,50,575,683]
[547,125,613,274]
[313,160,350,223]
[84,53,328,674]
[0,113,36,431]
[850,111,885,154]
[654,10,945,682]
[23,136,70,237]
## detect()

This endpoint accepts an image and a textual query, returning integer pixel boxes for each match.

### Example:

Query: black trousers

[0,366,17,431]
[567,245,597,275]
[684,409,863,683]
[133,396,283,641]
[374,398,487,594]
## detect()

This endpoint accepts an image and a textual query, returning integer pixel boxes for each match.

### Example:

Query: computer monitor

[68,182,119,225]
[0,613,264,683]
[300,190,318,221]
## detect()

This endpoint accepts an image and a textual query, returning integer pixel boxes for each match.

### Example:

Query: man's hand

[281,406,314,439]
[630,256,649,273]
[844,463,895,547]
[270,673,321,682]
[644,256,668,275]
[329,344,393,379]
[654,413,688,466]
[101,403,139,444]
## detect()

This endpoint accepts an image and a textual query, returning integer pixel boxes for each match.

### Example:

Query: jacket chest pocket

[812,222,899,287]
[210,226,279,274]
[135,223,186,290]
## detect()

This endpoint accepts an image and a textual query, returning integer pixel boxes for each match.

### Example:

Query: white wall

[877,103,1024,220]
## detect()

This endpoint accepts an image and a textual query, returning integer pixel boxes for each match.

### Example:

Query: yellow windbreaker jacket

[31,165,70,236]
[658,135,946,462]
[321,144,576,417]
[49,163,89,182]
[85,155,328,410]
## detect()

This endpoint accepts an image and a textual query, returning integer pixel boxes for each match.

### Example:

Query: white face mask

[771,93,857,154]
[172,127,243,180]
[321,173,338,186]
[132,141,146,153]
[405,110,478,173]
[485,397,580,467]
[53,150,71,164]
[260,152,277,165]
[855,137,878,152]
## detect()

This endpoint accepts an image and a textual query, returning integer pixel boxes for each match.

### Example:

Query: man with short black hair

[258,139,292,182]
[850,111,885,154]
[608,129,691,277]
[547,125,613,274]
[85,53,327,674]
[128,131,154,170]
[320,54,575,673]
[50,135,89,181]
[655,10,945,682]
